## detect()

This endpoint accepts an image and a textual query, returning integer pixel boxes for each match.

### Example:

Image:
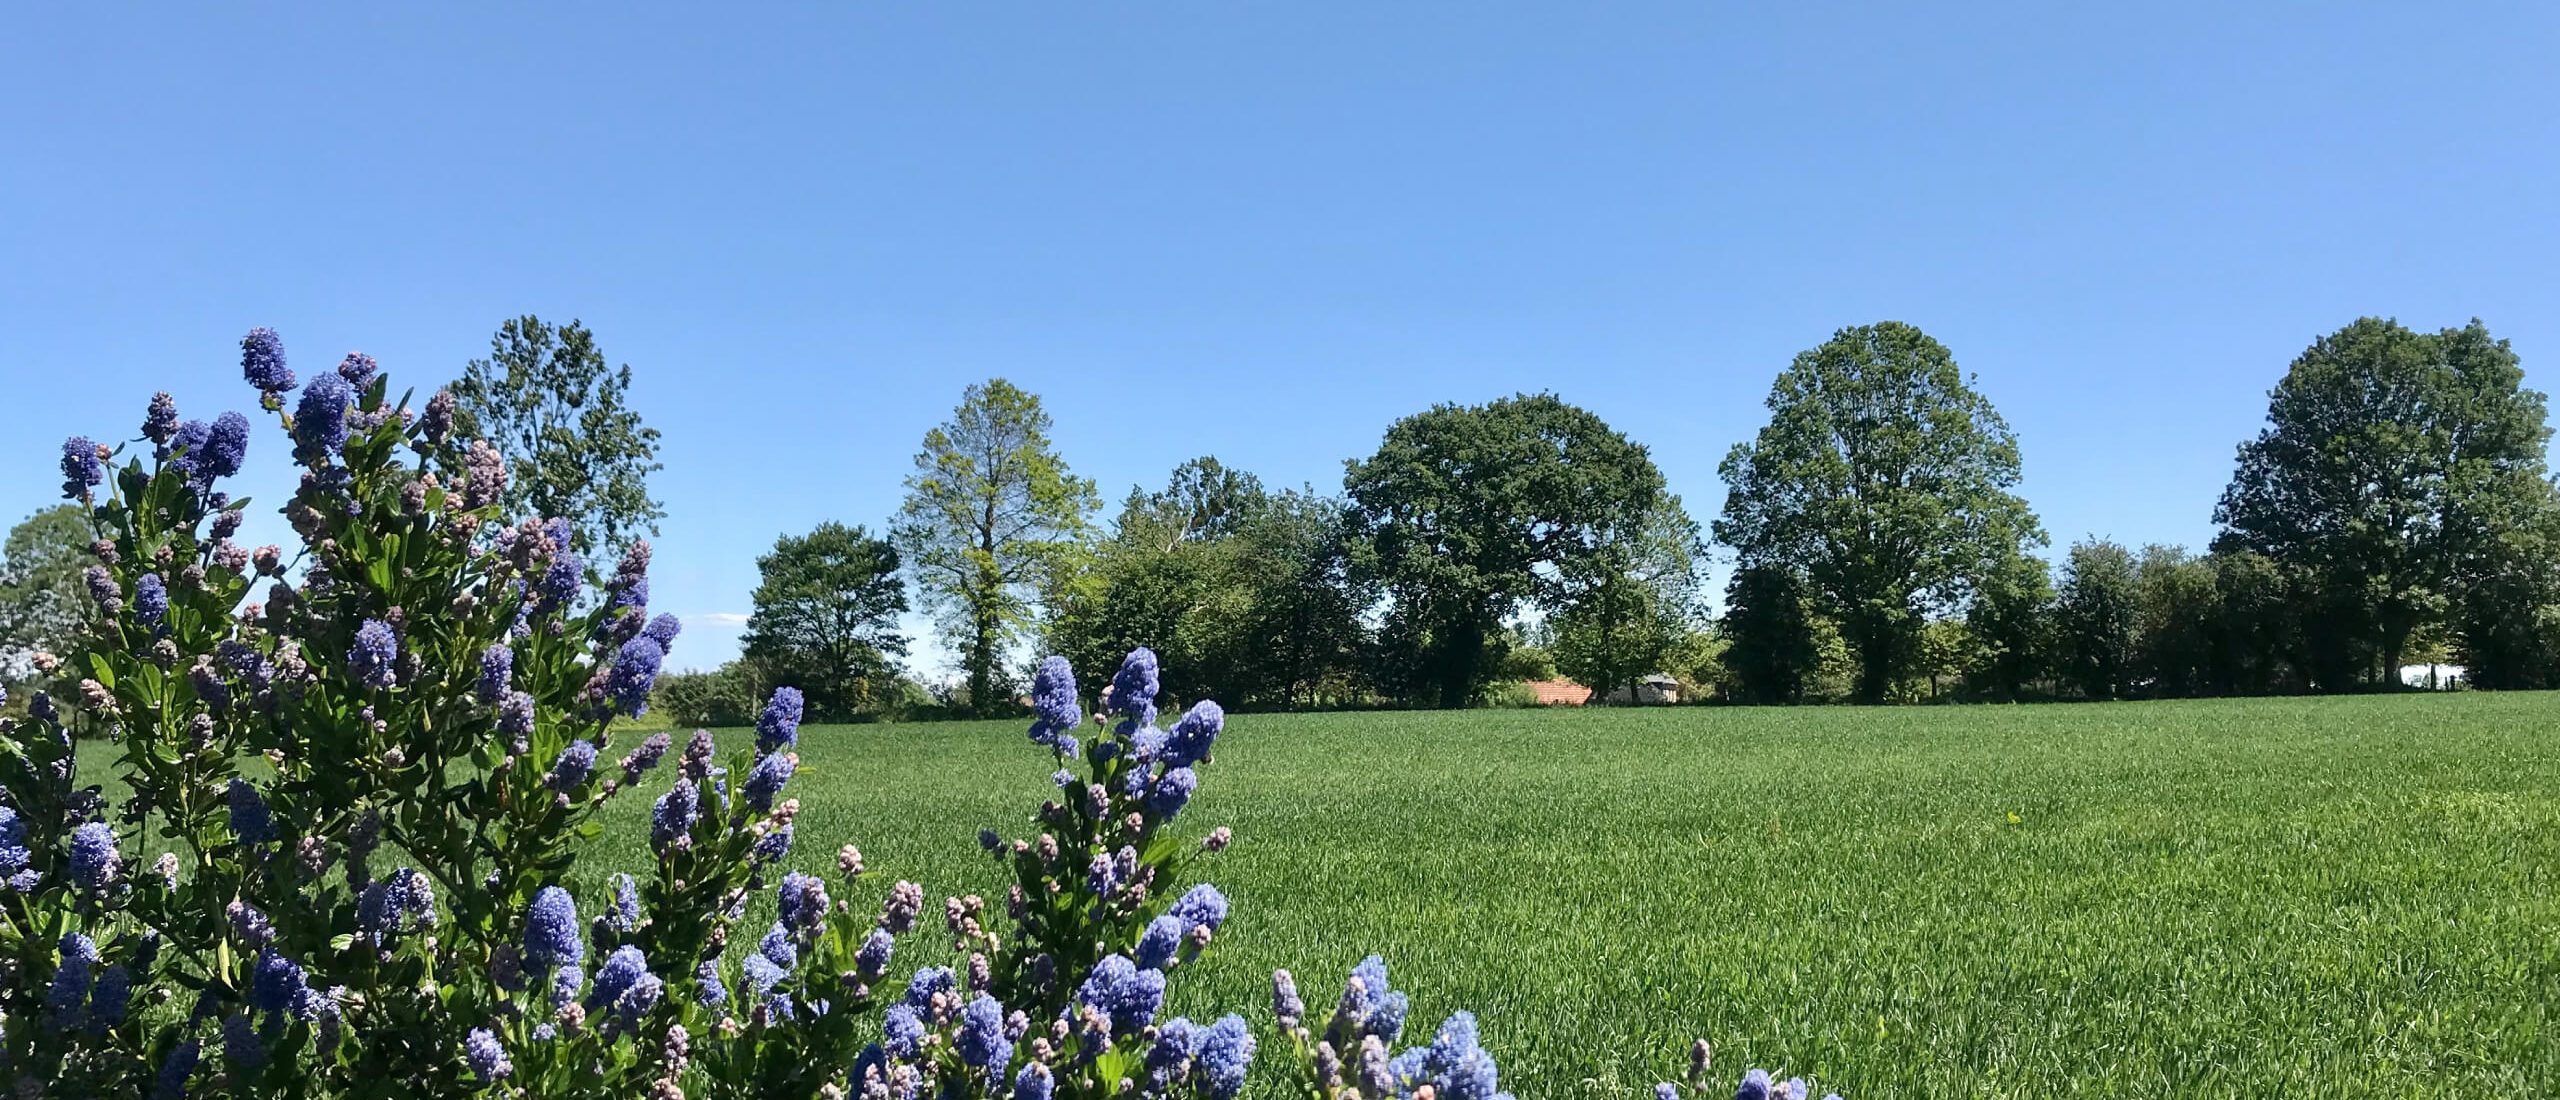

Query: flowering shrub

[0,331,1839,1100]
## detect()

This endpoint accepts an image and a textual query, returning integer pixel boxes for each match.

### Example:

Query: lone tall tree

[894,379,1097,711]
[741,522,910,720]
[1344,393,1669,708]
[1715,322,2044,703]
[2215,318,2556,686]
[449,315,664,559]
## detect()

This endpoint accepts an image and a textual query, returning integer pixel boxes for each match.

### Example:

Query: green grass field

[555,692,2557,1097]
[83,693,2554,1095]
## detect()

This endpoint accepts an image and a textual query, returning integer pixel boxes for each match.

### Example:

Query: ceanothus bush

[0,331,1841,1100]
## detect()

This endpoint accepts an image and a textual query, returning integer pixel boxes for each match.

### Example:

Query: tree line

[6,314,2553,720]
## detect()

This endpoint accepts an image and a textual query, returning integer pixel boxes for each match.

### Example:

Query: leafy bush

[0,332,1839,1099]
[653,663,762,730]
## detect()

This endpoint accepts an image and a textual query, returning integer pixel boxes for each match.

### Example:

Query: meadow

[94,692,2558,1095]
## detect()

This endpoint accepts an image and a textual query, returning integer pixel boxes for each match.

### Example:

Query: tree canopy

[1714,322,2044,703]
[0,504,91,682]
[893,379,1098,711]
[1344,393,1670,708]
[741,521,909,720]
[448,315,664,560]
[2215,317,2557,685]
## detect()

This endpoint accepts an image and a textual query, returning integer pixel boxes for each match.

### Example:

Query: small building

[1521,675,1681,706]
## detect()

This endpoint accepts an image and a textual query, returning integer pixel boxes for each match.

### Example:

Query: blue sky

[5,5,2556,674]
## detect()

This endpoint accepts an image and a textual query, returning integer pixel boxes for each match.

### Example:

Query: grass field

[88,693,2558,1095]
[555,692,2556,1097]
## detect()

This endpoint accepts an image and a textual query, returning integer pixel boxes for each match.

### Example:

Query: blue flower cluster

[758,686,804,752]
[58,436,103,501]
[1028,655,1082,758]
[0,806,35,891]
[241,327,294,394]
[349,618,398,690]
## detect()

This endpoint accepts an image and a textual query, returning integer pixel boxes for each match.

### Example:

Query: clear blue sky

[6,5,2556,674]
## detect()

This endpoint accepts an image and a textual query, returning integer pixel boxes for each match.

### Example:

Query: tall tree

[1344,394,1669,708]
[2215,317,2555,686]
[448,315,665,559]
[2055,538,2139,700]
[741,522,910,720]
[1964,550,2055,701]
[2452,478,2560,689]
[2133,545,2219,698]
[0,505,92,681]
[1715,322,2045,704]
[894,379,1098,711]
[1550,499,1703,704]
[1718,564,1820,705]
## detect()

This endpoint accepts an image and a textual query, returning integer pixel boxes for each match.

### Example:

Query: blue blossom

[241,327,293,393]
[550,964,584,1009]
[1734,1070,1773,1100]
[1196,1014,1255,1100]
[584,945,662,1027]
[1272,970,1306,1023]
[1657,1086,1682,1100]
[1148,1017,1200,1086]
[856,929,894,977]
[153,1037,200,1099]
[48,932,98,1028]
[1164,700,1224,767]
[144,392,181,446]
[753,824,794,863]
[643,613,681,649]
[596,873,639,933]
[778,871,827,932]
[956,992,1012,1070]
[607,637,663,716]
[1135,915,1184,970]
[1149,766,1199,819]
[478,643,513,704]
[197,411,251,481]
[549,740,599,790]
[1371,990,1411,1045]
[1087,851,1120,897]
[1015,1063,1055,1100]
[904,966,955,1011]
[882,1003,927,1059]
[134,572,169,632]
[536,521,582,610]
[1075,953,1166,1037]
[358,867,435,943]
[607,540,651,610]
[60,436,104,501]
[294,371,353,456]
[336,352,379,388]
[349,618,398,689]
[1055,733,1080,760]
[651,780,700,849]
[466,1027,512,1082]
[522,885,584,970]
[500,690,536,737]
[695,959,729,1008]
[757,686,804,752]
[69,822,118,890]
[227,779,276,845]
[758,925,799,970]
[1111,648,1161,731]
[1029,655,1082,747]
[1169,883,1230,934]
[743,750,795,811]
[0,806,30,882]
[222,1012,265,1068]
[742,952,788,1000]
[251,948,317,1020]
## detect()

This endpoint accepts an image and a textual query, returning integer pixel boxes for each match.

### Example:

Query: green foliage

[2216,317,2558,683]
[1048,463,1370,710]
[0,504,91,683]
[447,315,665,562]
[2056,538,2140,699]
[1549,500,1703,705]
[1715,322,2046,704]
[1718,565,1820,705]
[1345,394,1670,708]
[1962,550,2054,701]
[652,662,762,728]
[892,379,1097,713]
[741,522,907,720]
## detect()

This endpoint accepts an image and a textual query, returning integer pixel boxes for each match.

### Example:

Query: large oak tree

[1715,322,2044,704]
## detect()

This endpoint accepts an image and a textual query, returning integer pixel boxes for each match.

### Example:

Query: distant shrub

[654,662,761,728]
